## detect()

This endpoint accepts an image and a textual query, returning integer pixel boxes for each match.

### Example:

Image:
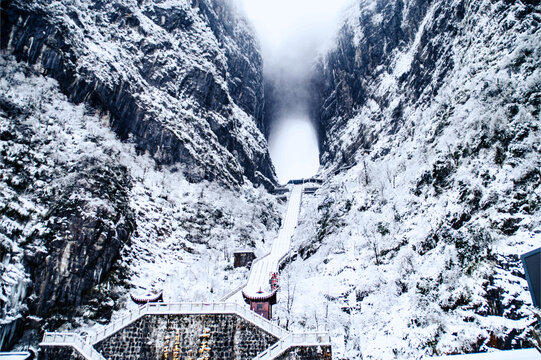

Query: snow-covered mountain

[1,0,275,187]
[274,0,540,358]
[0,54,283,351]
[0,0,280,351]
[1,0,540,358]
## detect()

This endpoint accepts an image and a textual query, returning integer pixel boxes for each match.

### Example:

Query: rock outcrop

[1,0,276,188]
[27,159,135,317]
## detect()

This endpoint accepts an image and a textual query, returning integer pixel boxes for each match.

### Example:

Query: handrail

[85,302,288,344]
[252,332,331,360]
[240,251,272,295]
[220,281,248,301]
[275,186,303,270]
[0,352,32,358]
[40,332,106,360]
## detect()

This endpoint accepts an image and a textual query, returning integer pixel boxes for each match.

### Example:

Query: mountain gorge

[0,0,540,358]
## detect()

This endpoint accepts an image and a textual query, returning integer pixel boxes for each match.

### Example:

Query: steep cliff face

[1,0,275,187]
[0,0,279,351]
[277,0,541,358]
[0,58,135,350]
[313,0,539,167]
[0,55,282,351]
[312,0,446,163]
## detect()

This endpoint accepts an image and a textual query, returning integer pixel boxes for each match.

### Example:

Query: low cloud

[235,0,353,182]
[238,0,353,74]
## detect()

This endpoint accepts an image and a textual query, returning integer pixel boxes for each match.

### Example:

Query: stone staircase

[253,332,331,360]
[39,182,330,359]
[40,333,106,360]
[226,184,305,305]
[40,302,331,360]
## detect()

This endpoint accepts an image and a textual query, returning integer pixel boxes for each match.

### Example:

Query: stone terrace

[39,302,331,359]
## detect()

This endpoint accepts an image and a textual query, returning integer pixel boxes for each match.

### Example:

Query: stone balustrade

[40,333,105,360]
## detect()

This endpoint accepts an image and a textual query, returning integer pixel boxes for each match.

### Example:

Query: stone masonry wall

[39,345,87,360]
[275,345,333,360]
[94,313,279,360]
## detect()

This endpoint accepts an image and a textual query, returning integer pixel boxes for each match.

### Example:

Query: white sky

[237,0,353,183]
[239,0,353,64]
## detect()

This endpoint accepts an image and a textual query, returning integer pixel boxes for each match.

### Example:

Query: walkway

[40,333,106,360]
[227,184,303,303]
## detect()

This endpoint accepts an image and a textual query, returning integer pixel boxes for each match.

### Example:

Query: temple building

[242,289,277,320]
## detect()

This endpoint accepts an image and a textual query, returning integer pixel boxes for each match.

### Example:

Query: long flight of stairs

[39,180,330,359]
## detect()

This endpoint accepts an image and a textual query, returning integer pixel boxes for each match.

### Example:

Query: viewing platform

[39,302,331,360]
[272,177,323,195]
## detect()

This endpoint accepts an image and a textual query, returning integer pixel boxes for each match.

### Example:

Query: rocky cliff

[313,0,539,168]
[0,57,135,350]
[0,54,282,353]
[275,0,541,358]
[0,0,280,351]
[1,0,275,187]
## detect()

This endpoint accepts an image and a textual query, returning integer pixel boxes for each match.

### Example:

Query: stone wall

[275,345,332,360]
[39,345,87,360]
[94,313,279,360]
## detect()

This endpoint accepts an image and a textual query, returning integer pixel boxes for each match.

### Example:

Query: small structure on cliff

[233,249,256,268]
[130,291,163,305]
[521,247,540,308]
[287,178,323,185]
[272,187,290,195]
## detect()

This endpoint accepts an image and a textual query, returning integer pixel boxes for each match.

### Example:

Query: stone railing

[219,280,248,301]
[252,332,331,360]
[86,302,288,344]
[0,352,32,358]
[40,333,106,360]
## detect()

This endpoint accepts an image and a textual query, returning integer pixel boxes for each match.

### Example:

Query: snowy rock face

[1,0,275,187]
[313,0,539,166]
[0,0,281,350]
[0,57,135,350]
[0,56,282,351]
[276,0,541,358]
